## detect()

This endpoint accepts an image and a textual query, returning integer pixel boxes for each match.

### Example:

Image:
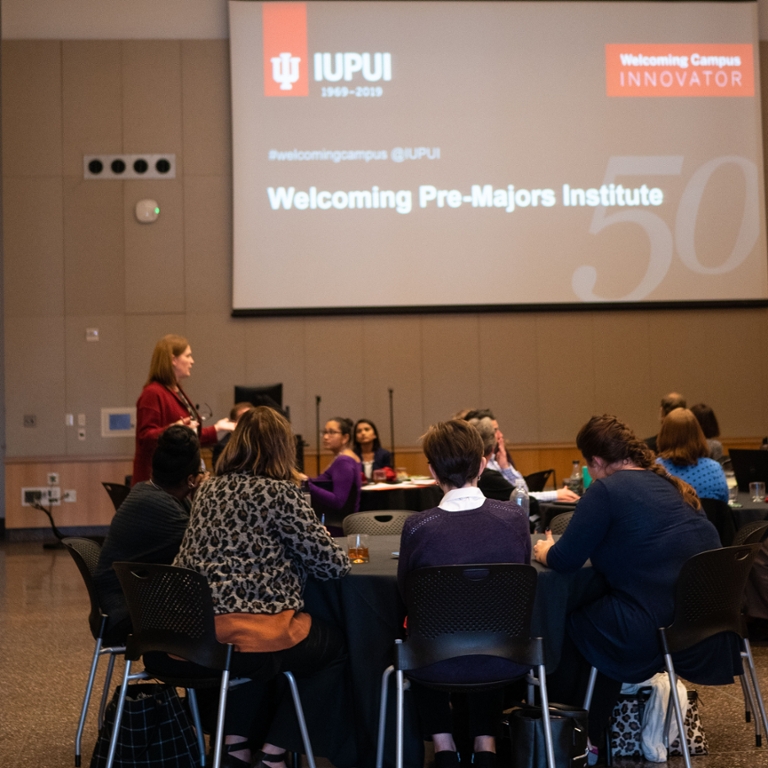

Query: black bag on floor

[90,683,200,768]
[504,703,589,768]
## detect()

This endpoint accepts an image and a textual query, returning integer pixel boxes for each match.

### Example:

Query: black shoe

[433,750,460,768]
[471,752,496,767]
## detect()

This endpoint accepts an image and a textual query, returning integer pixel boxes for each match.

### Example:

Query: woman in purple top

[398,420,531,768]
[307,417,362,529]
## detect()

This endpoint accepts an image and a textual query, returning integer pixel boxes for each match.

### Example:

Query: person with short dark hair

[94,425,204,642]
[656,408,729,502]
[690,402,723,462]
[397,420,531,768]
[644,391,686,453]
[352,418,393,480]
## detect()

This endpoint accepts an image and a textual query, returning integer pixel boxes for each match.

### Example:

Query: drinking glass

[347,534,370,564]
[750,482,766,503]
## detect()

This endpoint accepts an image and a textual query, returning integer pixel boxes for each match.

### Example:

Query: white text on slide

[563,184,663,206]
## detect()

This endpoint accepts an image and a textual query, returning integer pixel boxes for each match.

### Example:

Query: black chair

[547,511,574,536]
[111,562,317,768]
[376,564,556,768]
[524,469,555,493]
[102,482,130,512]
[700,497,737,547]
[733,520,768,546]
[61,537,126,767]
[342,510,415,536]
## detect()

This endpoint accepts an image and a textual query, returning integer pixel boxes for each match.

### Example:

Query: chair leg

[743,639,768,747]
[583,666,598,711]
[211,669,231,768]
[395,669,406,768]
[105,660,137,768]
[740,673,754,723]
[75,638,103,767]
[98,650,123,730]
[283,671,316,768]
[663,655,692,768]
[536,664,557,768]
[186,688,206,767]
[376,665,394,768]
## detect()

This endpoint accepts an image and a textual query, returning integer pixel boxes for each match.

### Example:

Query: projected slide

[229,1,767,314]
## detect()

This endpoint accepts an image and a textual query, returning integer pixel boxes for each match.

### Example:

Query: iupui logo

[263,2,308,97]
[313,53,392,83]
[606,43,754,98]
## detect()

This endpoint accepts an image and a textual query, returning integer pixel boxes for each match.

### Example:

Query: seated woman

[469,416,514,501]
[656,407,729,502]
[170,406,351,768]
[94,425,203,643]
[533,415,740,760]
[398,420,532,768]
[691,402,724,463]
[307,417,362,529]
[353,418,393,481]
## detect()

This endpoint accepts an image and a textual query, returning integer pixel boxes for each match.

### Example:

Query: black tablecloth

[732,491,768,530]
[359,484,442,512]
[301,535,604,768]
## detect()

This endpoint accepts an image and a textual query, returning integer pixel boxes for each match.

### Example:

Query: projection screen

[229,1,767,315]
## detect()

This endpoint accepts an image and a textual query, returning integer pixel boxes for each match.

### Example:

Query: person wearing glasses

[132,334,234,484]
[306,417,362,530]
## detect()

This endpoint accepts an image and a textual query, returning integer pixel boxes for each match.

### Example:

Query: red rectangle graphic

[263,2,308,97]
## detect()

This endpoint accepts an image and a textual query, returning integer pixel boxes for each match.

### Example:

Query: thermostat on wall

[101,408,137,438]
[135,199,160,223]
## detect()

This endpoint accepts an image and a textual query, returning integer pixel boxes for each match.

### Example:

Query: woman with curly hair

[534,415,739,760]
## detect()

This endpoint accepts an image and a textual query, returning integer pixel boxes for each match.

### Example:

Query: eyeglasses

[322,429,342,436]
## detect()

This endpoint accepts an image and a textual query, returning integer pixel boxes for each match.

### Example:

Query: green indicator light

[154,207,160,215]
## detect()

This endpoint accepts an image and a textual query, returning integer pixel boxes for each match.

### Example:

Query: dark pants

[146,617,346,748]
[546,630,622,745]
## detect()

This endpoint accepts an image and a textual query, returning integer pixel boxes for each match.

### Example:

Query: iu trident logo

[271,52,301,90]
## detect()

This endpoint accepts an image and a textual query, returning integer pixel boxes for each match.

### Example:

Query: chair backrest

[342,510,415,536]
[113,562,231,670]
[399,563,542,671]
[548,511,574,536]
[661,544,759,655]
[102,482,131,512]
[699,497,737,547]
[62,537,108,639]
[733,520,768,546]
[524,469,554,493]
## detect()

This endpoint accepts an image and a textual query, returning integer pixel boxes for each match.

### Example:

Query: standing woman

[308,417,362,529]
[353,418,393,481]
[132,334,232,484]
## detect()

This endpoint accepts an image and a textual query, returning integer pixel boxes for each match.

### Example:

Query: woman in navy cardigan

[352,418,393,481]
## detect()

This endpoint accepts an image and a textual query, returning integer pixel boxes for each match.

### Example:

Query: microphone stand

[315,395,322,475]
[388,388,395,469]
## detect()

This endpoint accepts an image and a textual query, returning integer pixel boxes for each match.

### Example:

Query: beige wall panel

[421,315,480,426]
[183,314,246,421]
[184,175,231,313]
[124,314,186,406]
[591,311,653,436]
[62,41,122,176]
[5,316,66,457]
[3,176,64,317]
[478,314,540,444]
[305,317,365,436]
[361,316,423,448]
[761,42,768,189]
[245,317,307,438]
[64,315,130,456]
[536,313,596,443]
[63,177,125,315]
[121,41,183,170]
[2,40,62,177]
[181,40,231,177]
[124,179,185,313]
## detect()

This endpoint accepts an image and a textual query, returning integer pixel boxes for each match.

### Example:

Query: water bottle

[510,478,530,518]
[569,460,583,495]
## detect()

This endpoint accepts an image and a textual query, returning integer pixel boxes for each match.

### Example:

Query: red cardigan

[132,381,217,484]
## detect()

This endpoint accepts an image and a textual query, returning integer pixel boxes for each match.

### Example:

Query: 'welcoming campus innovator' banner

[229,1,767,314]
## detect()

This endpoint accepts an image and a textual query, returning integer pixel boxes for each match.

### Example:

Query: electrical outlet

[22,488,46,506]
[47,487,61,505]
[77,428,86,441]
[77,414,86,427]
[47,473,59,485]
[63,490,77,503]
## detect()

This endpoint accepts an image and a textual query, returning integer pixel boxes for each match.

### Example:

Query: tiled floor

[3,539,768,767]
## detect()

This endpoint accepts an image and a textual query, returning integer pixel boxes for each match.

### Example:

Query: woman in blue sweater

[655,407,729,502]
[533,415,739,758]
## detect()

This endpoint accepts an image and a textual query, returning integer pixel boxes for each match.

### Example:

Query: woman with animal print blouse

[173,406,351,768]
